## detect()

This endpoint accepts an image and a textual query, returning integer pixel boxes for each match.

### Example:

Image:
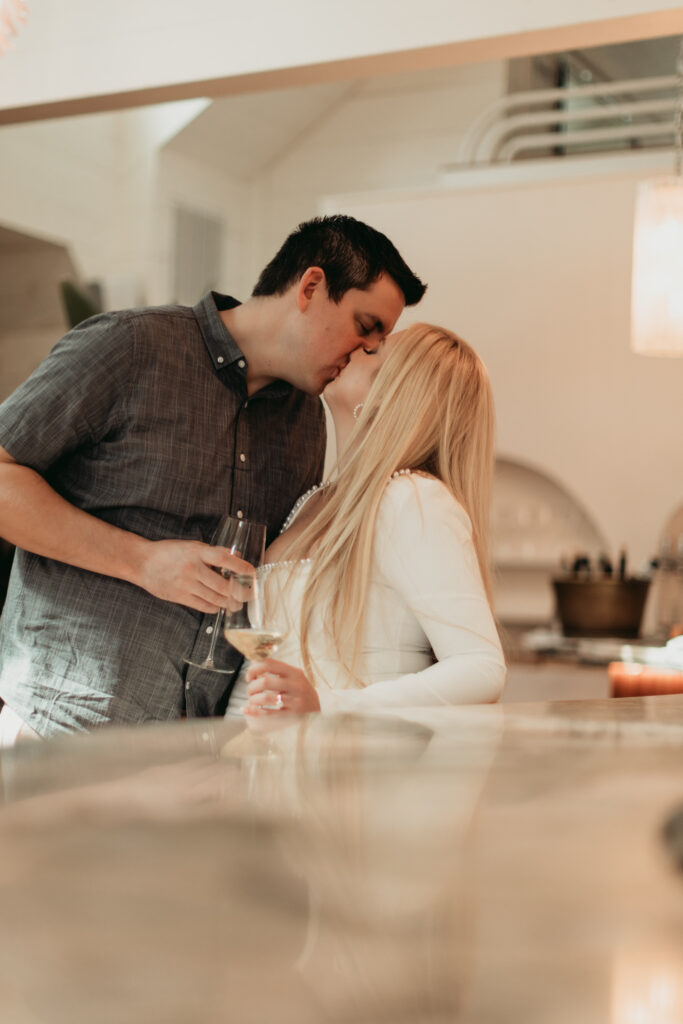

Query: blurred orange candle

[608,661,683,697]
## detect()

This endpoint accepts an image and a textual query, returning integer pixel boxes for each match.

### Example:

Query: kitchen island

[1,694,682,1023]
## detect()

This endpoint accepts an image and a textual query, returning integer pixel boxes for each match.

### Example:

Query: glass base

[184,657,234,675]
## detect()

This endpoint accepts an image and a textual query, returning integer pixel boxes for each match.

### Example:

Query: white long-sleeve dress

[226,472,506,715]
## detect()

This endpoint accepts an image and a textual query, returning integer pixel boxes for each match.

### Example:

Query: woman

[227,323,505,716]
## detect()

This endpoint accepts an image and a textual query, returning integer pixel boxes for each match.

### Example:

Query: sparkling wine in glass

[184,515,266,674]
[222,625,285,662]
[223,570,289,709]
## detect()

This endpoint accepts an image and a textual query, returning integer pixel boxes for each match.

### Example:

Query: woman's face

[323,330,403,415]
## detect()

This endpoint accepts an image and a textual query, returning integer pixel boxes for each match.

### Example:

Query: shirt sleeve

[0,312,133,473]
[317,475,506,712]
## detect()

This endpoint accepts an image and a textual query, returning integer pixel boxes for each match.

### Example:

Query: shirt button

[205,626,214,635]
[236,510,244,519]
[185,682,191,690]
[217,356,224,364]
[239,453,246,463]
[243,401,249,409]
[238,359,245,369]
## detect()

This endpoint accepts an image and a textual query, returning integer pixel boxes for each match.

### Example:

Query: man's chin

[317,375,338,396]
[320,368,343,394]
[300,381,326,397]
[298,369,337,396]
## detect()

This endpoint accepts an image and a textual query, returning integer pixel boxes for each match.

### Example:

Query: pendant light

[631,38,683,357]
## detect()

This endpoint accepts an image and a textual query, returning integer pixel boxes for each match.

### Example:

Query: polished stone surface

[1,696,683,1023]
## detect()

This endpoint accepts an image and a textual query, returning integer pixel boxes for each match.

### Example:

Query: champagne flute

[185,515,266,673]
[223,570,289,709]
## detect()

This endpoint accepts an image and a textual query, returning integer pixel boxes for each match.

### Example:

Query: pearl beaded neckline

[264,470,416,574]
[258,556,311,575]
[278,480,332,535]
[279,469,415,535]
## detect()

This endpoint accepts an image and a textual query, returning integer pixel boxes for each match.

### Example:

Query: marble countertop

[1,696,683,1024]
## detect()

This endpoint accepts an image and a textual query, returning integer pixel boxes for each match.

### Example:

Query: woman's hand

[244,659,321,715]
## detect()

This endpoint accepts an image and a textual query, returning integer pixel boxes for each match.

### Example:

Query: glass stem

[203,607,225,666]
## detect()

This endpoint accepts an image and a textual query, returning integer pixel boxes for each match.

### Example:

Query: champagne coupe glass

[223,569,290,708]
[185,515,266,673]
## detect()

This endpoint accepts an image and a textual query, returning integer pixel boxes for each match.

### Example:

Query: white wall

[0,111,133,280]
[152,149,253,304]
[0,102,252,397]
[0,63,507,314]
[0,101,213,302]
[324,154,683,566]
[3,0,683,121]
[247,62,508,286]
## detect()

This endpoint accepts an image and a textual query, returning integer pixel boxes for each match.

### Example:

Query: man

[0,215,425,741]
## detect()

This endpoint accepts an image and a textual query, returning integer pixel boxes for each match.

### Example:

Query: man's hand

[135,540,256,613]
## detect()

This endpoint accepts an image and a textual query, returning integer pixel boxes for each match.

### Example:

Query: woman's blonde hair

[278,322,496,686]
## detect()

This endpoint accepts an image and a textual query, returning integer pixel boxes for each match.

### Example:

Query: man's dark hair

[252,215,426,305]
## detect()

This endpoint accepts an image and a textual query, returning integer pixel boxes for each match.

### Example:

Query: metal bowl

[552,577,651,638]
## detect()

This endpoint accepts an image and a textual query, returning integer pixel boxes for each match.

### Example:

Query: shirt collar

[193,291,246,373]
[193,290,292,397]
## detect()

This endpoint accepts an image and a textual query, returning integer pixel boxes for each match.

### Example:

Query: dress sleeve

[317,475,506,712]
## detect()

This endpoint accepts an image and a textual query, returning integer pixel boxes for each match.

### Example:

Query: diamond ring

[261,691,285,711]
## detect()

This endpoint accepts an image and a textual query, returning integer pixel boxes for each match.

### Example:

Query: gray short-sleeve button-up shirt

[0,292,326,735]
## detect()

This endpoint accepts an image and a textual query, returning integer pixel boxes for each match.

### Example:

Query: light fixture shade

[631,177,683,356]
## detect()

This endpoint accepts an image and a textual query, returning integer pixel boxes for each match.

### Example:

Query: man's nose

[362,342,381,355]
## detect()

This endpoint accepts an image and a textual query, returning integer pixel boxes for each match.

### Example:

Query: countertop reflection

[1,697,683,1024]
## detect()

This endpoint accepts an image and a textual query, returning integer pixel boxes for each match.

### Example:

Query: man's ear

[297,267,326,312]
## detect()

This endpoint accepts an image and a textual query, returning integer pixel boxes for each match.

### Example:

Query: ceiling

[163,61,498,180]
[164,34,681,179]
[165,80,354,181]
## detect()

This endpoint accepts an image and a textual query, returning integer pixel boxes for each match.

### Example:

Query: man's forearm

[0,458,258,614]
[0,461,147,584]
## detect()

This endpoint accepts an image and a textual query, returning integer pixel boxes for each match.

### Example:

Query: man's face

[296,272,405,395]
[323,329,404,417]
